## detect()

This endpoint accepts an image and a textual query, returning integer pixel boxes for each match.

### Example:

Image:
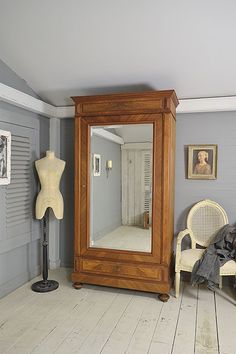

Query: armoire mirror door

[75,113,163,265]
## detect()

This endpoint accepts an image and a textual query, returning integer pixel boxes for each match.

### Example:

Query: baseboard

[0,264,41,299]
[49,259,61,269]
[60,261,73,268]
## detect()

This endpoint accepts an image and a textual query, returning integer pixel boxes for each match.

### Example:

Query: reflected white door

[122,144,152,226]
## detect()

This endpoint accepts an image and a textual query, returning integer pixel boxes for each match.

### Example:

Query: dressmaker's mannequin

[32,151,65,293]
[35,150,65,219]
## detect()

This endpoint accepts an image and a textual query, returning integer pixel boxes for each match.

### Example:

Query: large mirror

[90,124,153,252]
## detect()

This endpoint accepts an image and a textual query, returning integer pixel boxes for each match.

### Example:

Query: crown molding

[177,96,236,114]
[0,83,57,117]
[54,105,75,119]
[1,83,236,118]
[92,128,124,145]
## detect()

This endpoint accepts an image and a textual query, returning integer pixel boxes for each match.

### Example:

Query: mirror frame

[75,113,163,264]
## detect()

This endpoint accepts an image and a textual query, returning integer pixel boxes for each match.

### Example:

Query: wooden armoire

[72,90,178,301]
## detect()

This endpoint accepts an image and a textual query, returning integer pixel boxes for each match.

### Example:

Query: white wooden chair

[175,199,236,297]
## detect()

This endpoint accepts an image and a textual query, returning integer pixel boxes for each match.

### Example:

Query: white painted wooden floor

[0,268,236,354]
[93,226,151,252]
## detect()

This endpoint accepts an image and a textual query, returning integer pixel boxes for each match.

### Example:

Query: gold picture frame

[0,129,11,185]
[188,144,217,180]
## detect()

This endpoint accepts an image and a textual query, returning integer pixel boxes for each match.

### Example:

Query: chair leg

[175,272,180,298]
[219,276,223,289]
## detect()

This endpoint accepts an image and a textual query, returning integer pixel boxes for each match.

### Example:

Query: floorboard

[125,294,163,354]
[171,283,198,354]
[63,290,134,354]
[215,286,236,354]
[148,285,183,354]
[195,285,218,354]
[100,292,152,354]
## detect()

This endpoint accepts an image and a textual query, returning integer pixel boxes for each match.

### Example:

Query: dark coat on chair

[191,224,236,290]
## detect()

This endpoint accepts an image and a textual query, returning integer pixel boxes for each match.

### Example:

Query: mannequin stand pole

[31,211,59,293]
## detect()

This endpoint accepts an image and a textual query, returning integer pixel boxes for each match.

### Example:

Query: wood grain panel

[80,118,89,255]
[74,117,81,257]
[80,259,162,281]
[81,114,159,125]
[152,118,163,261]
[81,99,164,115]
[71,272,171,294]
[162,113,176,265]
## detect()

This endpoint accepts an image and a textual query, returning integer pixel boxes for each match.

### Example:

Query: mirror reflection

[90,124,153,252]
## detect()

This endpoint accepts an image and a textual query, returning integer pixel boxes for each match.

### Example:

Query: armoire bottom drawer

[79,259,162,281]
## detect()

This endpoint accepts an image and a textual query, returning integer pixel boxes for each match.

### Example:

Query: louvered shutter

[143,151,152,220]
[0,121,39,254]
[6,135,31,236]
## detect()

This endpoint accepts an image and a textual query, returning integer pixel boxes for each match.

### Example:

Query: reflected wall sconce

[106,160,112,177]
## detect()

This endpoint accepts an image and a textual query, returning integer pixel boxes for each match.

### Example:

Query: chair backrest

[187,199,228,247]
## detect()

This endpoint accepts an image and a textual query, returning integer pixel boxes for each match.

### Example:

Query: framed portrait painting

[93,154,101,176]
[188,144,217,180]
[0,129,11,185]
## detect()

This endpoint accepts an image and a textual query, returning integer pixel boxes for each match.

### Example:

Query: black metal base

[31,280,59,293]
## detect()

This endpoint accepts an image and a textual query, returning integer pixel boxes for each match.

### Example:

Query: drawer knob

[113,265,121,272]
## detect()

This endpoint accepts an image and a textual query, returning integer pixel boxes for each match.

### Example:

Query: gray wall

[0,59,49,298]
[60,111,236,266]
[175,111,236,233]
[91,135,122,242]
[60,118,74,267]
[0,58,39,97]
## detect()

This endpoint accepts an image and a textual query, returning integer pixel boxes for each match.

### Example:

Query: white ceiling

[114,125,153,143]
[0,1,236,106]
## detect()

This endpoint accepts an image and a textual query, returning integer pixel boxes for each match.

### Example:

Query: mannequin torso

[35,151,66,219]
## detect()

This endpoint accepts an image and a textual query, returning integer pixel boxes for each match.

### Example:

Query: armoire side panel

[162,113,176,266]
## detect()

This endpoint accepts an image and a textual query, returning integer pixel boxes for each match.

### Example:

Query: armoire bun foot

[158,293,170,302]
[73,282,82,290]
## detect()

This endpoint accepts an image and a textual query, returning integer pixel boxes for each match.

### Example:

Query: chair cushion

[180,249,205,271]
[180,249,236,275]
[220,260,236,275]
